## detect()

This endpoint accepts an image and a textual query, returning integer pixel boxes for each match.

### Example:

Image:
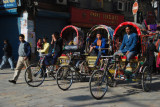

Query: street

[0,69,160,107]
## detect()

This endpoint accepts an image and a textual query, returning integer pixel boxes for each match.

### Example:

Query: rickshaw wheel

[56,65,73,91]
[141,66,152,92]
[89,70,108,100]
[79,61,89,76]
[24,63,46,87]
[107,64,116,87]
[107,73,116,87]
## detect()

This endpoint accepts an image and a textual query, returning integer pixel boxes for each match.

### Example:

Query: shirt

[18,42,26,57]
[127,34,130,39]
[39,42,50,54]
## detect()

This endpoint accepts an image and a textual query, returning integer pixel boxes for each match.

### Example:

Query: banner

[0,0,17,9]
[70,7,124,28]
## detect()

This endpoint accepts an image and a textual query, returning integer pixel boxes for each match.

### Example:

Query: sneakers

[8,80,16,84]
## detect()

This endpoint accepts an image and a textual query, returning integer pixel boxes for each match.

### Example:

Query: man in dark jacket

[44,32,63,66]
[144,39,159,73]
[0,40,14,70]
[9,34,32,84]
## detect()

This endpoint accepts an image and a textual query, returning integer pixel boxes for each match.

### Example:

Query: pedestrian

[38,37,50,54]
[9,34,32,84]
[0,40,14,70]
[144,38,159,74]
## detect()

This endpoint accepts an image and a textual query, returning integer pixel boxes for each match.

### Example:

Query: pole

[134,0,138,23]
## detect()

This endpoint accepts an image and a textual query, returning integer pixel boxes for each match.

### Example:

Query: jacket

[92,38,106,53]
[120,33,138,53]
[19,41,31,60]
[39,42,50,54]
[3,43,12,57]
[53,38,63,55]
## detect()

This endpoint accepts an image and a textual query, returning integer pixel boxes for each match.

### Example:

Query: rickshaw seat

[121,56,138,62]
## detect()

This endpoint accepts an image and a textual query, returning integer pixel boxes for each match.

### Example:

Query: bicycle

[89,55,152,100]
[24,54,58,87]
[56,52,84,91]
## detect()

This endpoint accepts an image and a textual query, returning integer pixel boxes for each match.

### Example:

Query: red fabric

[37,42,43,49]
[121,56,138,60]
[156,53,160,71]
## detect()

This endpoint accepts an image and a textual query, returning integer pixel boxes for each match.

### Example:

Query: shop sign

[70,7,124,28]
[0,0,17,9]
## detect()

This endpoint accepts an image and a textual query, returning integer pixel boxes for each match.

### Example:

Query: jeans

[0,56,14,69]
[114,50,136,61]
[95,51,106,66]
[42,53,60,75]
[44,53,59,66]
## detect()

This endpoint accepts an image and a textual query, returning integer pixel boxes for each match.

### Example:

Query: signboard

[0,0,17,9]
[132,1,138,15]
[0,8,17,15]
[70,7,124,28]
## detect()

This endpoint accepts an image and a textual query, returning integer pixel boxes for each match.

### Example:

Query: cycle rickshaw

[56,25,114,91]
[89,22,153,100]
[56,25,85,90]
[79,25,114,75]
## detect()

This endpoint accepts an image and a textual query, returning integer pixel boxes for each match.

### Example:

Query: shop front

[0,0,20,60]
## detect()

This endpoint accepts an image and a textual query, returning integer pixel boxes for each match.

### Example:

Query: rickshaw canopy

[87,25,114,40]
[60,25,84,50]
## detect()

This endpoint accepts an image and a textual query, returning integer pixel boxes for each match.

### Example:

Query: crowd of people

[0,25,160,84]
[3,32,63,84]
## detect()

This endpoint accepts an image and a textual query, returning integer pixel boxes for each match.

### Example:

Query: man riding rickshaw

[114,26,138,71]
[89,31,107,66]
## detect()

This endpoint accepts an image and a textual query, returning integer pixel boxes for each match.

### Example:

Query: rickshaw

[79,25,114,75]
[56,25,114,91]
[56,25,85,90]
[89,22,153,100]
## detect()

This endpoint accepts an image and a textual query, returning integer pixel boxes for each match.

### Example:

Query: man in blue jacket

[114,26,138,69]
[9,34,32,84]
[89,32,106,66]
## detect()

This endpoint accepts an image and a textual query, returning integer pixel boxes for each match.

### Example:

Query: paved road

[0,69,160,107]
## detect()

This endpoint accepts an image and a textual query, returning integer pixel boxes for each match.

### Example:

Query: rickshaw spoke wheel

[56,65,73,91]
[142,66,152,92]
[89,70,108,100]
[25,63,45,87]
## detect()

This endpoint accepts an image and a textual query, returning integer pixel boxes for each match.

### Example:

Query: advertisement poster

[20,11,28,41]
[28,32,36,53]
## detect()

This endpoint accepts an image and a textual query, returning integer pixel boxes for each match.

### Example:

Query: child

[37,38,43,50]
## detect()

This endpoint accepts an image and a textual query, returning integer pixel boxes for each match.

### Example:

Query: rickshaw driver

[89,32,106,66]
[114,26,138,70]
[42,32,63,76]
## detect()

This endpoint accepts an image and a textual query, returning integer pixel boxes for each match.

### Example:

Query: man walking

[0,40,14,70]
[9,34,32,84]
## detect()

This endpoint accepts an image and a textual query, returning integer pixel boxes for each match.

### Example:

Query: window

[117,1,124,11]
[125,1,132,12]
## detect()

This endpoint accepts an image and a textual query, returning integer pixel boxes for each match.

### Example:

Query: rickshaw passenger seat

[121,56,139,62]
